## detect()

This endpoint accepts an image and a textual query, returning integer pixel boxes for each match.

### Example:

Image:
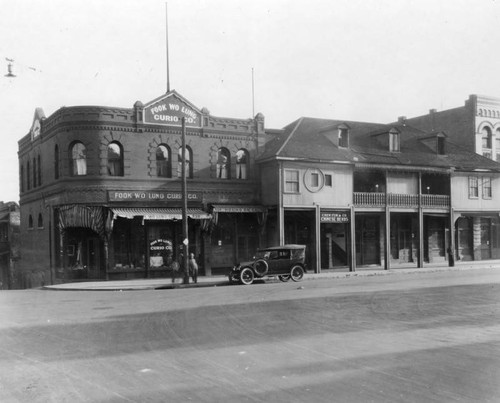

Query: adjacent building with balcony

[258,116,500,273]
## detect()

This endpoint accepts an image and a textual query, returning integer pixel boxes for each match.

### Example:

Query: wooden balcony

[354,192,450,208]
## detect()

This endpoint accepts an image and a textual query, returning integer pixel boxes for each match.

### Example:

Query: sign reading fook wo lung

[143,92,202,128]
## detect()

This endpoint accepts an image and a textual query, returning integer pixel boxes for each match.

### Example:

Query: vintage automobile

[228,244,307,285]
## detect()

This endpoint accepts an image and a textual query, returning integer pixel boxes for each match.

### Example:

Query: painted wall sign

[320,211,350,223]
[108,190,202,202]
[144,94,201,127]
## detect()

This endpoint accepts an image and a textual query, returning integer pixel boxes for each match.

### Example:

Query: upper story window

[483,177,492,199]
[37,155,42,186]
[468,176,479,199]
[37,213,43,228]
[338,128,349,148]
[156,145,171,178]
[389,129,400,152]
[54,145,60,180]
[496,130,500,162]
[284,169,299,193]
[26,160,31,189]
[235,149,248,179]
[177,146,193,179]
[20,164,24,193]
[70,142,87,176]
[482,126,492,149]
[216,147,230,179]
[32,157,36,188]
[28,214,33,229]
[108,142,124,176]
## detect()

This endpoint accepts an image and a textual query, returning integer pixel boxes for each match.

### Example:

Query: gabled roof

[258,117,500,172]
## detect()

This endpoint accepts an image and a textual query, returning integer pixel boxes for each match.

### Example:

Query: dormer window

[437,134,446,155]
[389,129,400,152]
[338,127,349,148]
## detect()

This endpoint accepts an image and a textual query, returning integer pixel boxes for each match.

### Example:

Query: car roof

[258,244,306,251]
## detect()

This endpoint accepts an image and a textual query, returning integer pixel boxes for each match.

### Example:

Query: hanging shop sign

[143,93,202,127]
[108,190,202,202]
[320,211,350,223]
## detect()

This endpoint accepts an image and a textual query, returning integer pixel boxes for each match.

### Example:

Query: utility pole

[181,117,189,284]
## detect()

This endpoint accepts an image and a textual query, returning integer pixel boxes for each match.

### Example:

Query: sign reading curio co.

[109,190,202,202]
[143,94,202,127]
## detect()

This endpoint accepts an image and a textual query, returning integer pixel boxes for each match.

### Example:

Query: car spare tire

[254,259,269,276]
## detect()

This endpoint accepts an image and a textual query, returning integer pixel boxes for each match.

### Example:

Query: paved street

[1,268,499,402]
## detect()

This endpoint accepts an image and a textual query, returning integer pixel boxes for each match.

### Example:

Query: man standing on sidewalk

[188,253,198,284]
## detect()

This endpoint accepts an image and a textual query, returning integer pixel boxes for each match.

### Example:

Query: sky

[1,0,500,203]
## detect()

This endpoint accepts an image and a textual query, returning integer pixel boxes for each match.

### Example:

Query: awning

[111,208,211,220]
[211,204,267,213]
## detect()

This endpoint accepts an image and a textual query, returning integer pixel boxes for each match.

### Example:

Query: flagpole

[166,2,170,92]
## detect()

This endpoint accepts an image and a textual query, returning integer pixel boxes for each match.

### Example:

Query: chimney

[397,116,406,125]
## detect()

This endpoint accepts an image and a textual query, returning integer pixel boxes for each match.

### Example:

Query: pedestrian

[188,253,199,283]
[166,251,178,284]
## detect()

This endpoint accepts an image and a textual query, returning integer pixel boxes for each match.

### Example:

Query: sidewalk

[43,260,500,291]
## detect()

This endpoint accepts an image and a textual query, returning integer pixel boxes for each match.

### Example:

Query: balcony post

[418,172,424,268]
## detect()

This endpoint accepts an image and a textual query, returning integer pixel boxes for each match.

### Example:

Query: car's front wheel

[290,265,304,282]
[240,267,254,285]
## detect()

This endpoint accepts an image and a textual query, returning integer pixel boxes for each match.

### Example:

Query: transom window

[71,142,87,176]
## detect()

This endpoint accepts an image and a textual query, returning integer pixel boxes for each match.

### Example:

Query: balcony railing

[354,192,450,208]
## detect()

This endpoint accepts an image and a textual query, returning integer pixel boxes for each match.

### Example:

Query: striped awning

[111,208,211,220]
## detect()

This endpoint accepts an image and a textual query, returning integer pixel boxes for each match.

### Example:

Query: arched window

[54,145,60,180]
[108,142,123,176]
[20,164,24,193]
[216,147,230,179]
[235,149,249,179]
[156,145,171,178]
[28,215,33,229]
[37,154,42,186]
[32,157,36,188]
[496,128,500,162]
[27,160,31,189]
[70,142,87,176]
[37,213,43,228]
[177,146,193,179]
[482,126,492,149]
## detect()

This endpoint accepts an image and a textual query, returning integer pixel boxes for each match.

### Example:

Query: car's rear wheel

[240,267,254,285]
[278,275,290,282]
[254,259,269,276]
[290,265,304,282]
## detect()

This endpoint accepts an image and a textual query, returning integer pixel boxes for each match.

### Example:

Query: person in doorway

[188,253,199,283]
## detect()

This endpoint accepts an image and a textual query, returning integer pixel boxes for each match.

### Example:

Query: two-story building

[258,117,500,273]
[0,201,20,289]
[17,91,269,287]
